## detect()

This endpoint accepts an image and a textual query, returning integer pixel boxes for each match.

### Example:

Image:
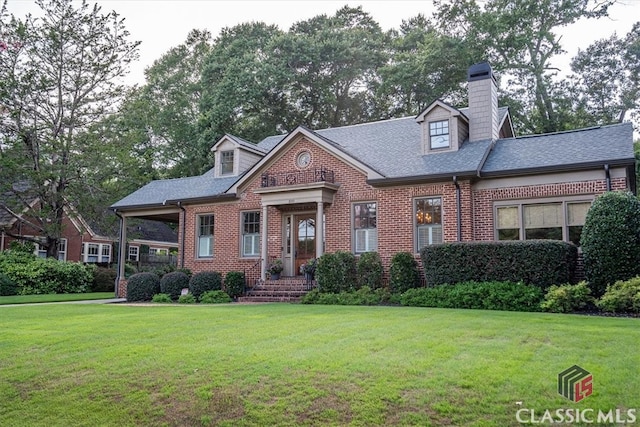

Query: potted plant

[267,258,284,280]
[300,258,317,281]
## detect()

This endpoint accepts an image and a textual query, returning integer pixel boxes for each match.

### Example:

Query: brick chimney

[467,62,499,142]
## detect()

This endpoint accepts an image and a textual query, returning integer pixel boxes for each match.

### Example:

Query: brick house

[111,62,636,298]
[0,190,178,264]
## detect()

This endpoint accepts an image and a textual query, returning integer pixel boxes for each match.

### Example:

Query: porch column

[116,214,127,297]
[261,204,268,281]
[316,201,324,259]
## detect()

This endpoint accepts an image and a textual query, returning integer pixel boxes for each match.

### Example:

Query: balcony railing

[261,167,335,188]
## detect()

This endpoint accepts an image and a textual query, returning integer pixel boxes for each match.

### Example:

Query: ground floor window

[82,242,112,263]
[415,197,443,251]
[32,237,67,260]
[197,214,214,258]
[495,199,592,245]
[128,245,139,262]
[242,211,260,257]
[353,202,377,253]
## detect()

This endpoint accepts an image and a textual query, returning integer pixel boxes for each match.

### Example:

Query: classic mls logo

[558,365,593,402]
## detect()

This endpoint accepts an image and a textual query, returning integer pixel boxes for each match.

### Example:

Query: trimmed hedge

[357,252,383,290]
[316,251,357,293]
[0,273,17,296]
[189,271,223,300]
[596,276,640,313]
[301,286,386,305]
[389,251,421,293]
[581,191,640,297]
[400,281,544,312]
[0,255,93,295]
[126,272,160,302]
[224,271,245,299]
[91,267,116,293]
[160,271,190,300]
[420,240,577,290]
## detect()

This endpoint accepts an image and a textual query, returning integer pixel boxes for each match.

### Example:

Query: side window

[197,214,214,258]
[415,197,443,251]
[242,211,260,257]
[220,150,234,175]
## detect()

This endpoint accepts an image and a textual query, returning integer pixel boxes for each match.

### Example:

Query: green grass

[0,304,638,426]
[0,292,115,305]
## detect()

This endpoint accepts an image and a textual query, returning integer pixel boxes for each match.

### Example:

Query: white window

[149,247,169,258]
[128,246,139,262]
[197,214,214,258]
[495,199,592,245]
[220,150,234,175]
[57,238,67,261]
[83,243,111,263]
[415,197,443,251]
[429,120,450,149]
[242,211,260,257]
[353,202,377,253]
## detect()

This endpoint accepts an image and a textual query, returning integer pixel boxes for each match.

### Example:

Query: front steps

[238,276,315,303]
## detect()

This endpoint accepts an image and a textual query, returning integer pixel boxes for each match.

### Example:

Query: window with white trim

[429,120,450,149]
[128,245,139,262]
[242,211,260,257]
[220,150,234,175]
[415,197,443,251]
[197,214,214,258]
[149,248,169,256]
[82,243,112,263]
[353,202,377,253]
[32,238,67,260]
[495,199,592,245]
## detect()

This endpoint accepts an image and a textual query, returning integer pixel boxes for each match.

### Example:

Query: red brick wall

[178,134,630,280]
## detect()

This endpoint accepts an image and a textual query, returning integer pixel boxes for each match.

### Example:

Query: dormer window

[220,150,234,175]
[429,120,450,149]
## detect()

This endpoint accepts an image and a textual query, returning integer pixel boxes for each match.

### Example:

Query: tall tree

[0,0,139,258]
[434,0,613,134]
[569,22,640,130]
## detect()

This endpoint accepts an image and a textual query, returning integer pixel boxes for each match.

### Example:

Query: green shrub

[301,286,384,305]
[151,293,173,303]
[596,276,640,313]
[389,251,421,293]
[421,241,577,290]
[189,271,223,300]
[0,256,93,295]
[124,263,137,278]
[581,191,640,297]
[91,267,116,293]
[0,273,17,296]
[178,293,196,304]
[160,271,190,300]
[316,251,357,293]
[541,282,594,313]
[400,281,544,312]
[199,290,232,304]
[126,272,160,302]
[176,268,192,277]
[224,271,245,299]
[357,252,384,290]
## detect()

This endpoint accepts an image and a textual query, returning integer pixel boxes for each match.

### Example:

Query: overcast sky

[5,0,640,85]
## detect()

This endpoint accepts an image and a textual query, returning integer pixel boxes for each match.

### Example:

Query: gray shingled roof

[481,123,634,175]
[111,169,238,209]
[112,115,634,210]
[227,134,269,154]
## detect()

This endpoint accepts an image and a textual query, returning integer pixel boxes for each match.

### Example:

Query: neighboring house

[0,190,178,263]
[111,62,636,297]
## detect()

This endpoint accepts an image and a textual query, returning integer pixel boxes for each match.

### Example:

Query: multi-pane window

[429,120,450,149]
[353,202,377,253]
[495,199,592,245]
[415,197,443,251]
[128,246,139,262]
[101,244,111,262]
[220,150,234,175]
[242,211,260,257]
[32,237,66,260]
[57,239,67,261]
[197,214,214,258]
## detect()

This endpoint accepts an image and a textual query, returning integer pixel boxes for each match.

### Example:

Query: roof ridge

[514,125,609,140]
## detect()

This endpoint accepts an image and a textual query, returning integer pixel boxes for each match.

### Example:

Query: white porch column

[261,205,268,281]
[316,201,324,259]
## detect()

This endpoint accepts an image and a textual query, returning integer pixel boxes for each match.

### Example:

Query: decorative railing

[261,167,335,188]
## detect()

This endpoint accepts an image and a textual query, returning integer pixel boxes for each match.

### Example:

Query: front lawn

[0,304,638,426]
[0,292,115,305]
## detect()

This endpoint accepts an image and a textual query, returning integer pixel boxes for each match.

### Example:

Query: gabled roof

[415,99,469,123]
[481,123,634,176]
[211,134,268,155]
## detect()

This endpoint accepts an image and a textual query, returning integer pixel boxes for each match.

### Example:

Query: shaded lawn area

[0,304,638,426]
[0,292,115,305]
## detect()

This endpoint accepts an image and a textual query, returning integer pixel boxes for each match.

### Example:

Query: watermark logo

[558,365,593,402]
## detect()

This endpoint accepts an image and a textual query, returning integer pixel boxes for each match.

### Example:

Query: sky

[5,0,640,86]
